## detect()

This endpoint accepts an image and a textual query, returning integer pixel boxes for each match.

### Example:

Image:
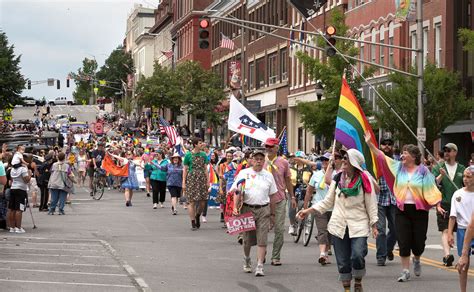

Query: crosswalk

[0,236,148,291]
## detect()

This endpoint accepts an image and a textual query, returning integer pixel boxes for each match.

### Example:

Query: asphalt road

[12,105,99,123]
[1,186,473,292]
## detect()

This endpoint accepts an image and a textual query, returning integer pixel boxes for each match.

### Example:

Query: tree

[136,62,183,114]
[0,30,26,111]
[296,9,374,140]
[458,28,474,52]
[175,61,227,142]
[376,63,474,151]
[96,46,134,98]
[71,58,97,105]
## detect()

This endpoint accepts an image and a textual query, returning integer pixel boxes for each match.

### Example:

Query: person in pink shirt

[264,137,295,266]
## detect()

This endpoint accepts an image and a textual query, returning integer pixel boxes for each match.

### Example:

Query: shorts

[436,202,456,231]
[315,210,332,245]
[241,204,271,247]
[395,204,429,257]
[144,169,151,178]
[8,189,28,212]
[168,186,182,198]
[456,228,474,257]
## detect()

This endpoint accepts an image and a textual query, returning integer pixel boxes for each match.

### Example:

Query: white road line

[0,260,119,268]
[0,242,103,247]
[1,236,102,242]
[0,252,106,258]
[0,279,135,288]
[0,267,127,277]
[100,240,150,292]
[0,246,103,252]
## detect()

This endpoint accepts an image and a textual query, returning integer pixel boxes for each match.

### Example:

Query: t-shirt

[10,166,29,191]
[230,168,277,206]
[264,156,291,203]
[92,150,106,168]
[183,151,209,173]
[0,163,5,191]
[12,152,23,165]
[450,188,474,229]
[309,170,329,205]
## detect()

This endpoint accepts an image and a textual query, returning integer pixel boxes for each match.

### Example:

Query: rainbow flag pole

[335,77,380,178]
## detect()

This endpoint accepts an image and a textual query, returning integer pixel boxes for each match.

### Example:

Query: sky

[0,0,159,102]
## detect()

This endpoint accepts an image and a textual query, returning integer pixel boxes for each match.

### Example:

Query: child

[11,145,27,169]
[448,166,474,292]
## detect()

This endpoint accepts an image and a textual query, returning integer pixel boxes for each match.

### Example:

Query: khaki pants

[241,204,271,247]
[271,199,287,261]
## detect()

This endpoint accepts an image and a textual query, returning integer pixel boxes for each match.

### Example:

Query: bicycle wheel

[93,180,105,200]
[303,214,314,246]
[293,220,304,243]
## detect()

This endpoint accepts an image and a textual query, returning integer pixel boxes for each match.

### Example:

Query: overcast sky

[0,0,158,101]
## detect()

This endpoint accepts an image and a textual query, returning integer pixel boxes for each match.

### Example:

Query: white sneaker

[15,227,26,234]
[153,203,158,209]
[9,227,15,233]
[255,264,264,277]
[202,216,207,223]
[243,257,252,273]
[288,225,296,235]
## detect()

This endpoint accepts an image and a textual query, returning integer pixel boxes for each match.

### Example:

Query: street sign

[47,78,55,86]
[287,0,327,19]
[417,127,426,142]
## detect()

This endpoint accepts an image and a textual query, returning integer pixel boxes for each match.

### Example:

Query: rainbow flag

[240,134,249,146]
[335,78,380,178]
[208,165,219,184]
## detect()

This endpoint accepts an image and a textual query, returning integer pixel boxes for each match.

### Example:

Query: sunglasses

[265,145,275,149]
[381,142,393,146]
[334,155,342,160]
[444,149,453,153]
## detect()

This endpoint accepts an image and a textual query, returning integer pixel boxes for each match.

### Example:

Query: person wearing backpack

[48,152,76,215]
[37,152,55,212]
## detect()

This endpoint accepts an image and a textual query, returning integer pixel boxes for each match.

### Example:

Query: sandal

[318,255,330,265]
[271,260,282,266]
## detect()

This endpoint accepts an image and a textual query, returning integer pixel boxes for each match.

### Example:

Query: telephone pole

[416,0,425,154]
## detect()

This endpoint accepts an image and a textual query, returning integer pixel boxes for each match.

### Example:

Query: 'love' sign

[225,212,256,235]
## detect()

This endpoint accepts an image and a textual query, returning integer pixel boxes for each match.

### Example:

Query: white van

[49,97,75,106]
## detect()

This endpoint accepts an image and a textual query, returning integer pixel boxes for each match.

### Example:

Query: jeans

[376,204,397,260]
[271,199,287,261]
[49,188,68,213]
[332,228,368,282]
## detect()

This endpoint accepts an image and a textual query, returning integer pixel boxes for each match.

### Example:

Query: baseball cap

[319,152,331,161]
[264,137,280,147]
[443,143,458,152]
[252,149,266,157]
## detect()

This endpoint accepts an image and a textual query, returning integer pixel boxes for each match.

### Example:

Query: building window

[379,25,385,74]
[371,28,376,65]
[389,37,394,68]
[411,32,417,67]
[268,53,278,85]
[423,27,428,67]
[248,62,255,90]
[298,127,304,150]
[435,23,442,67]
[256,58,265,89]
[360,43,365,74]
[280,48,288,81]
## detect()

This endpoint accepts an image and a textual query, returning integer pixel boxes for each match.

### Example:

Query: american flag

[220,33,235,50]
[161,50,173,59]
[279,128,288,156]
[159,116,179,145]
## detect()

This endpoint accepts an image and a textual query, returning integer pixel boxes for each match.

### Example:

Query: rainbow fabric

[240,134,249,146]
[208,165,219,184]
[335,78,380,178]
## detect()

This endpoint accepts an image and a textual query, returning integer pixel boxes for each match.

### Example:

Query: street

[1,186,472,292]
[12,105,99,124]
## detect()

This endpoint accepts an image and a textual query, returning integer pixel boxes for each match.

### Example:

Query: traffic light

[325,26,337,57]
[66,78,70,88]
[27,80,31,90]
[198,17,210,49]
[57,80,60,89]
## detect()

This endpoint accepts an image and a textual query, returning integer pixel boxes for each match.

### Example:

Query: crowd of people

[1,116,473,292]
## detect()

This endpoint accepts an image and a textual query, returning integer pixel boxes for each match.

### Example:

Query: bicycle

[292,186,314,246]
[91,169,106,200]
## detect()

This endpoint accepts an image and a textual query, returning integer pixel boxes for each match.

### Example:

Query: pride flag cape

[335,78,380,178]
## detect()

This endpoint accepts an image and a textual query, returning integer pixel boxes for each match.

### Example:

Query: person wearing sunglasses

[432,143,465,266]
[365,132,441,283]
[297,148,378,292]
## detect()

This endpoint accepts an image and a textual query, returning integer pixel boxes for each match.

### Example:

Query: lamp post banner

[228,95,275,143]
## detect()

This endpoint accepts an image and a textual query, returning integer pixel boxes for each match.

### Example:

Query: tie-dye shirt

[377,152,441,211]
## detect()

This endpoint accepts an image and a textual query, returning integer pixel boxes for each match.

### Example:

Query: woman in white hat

[297,148,378,292]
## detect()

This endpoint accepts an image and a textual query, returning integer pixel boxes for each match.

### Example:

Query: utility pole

[240,13,245,106]
[416,0,424,155]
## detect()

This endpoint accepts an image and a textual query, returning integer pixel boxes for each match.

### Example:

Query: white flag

[228,96,276,143]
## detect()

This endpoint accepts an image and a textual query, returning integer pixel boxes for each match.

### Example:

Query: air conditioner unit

[282,72,288,81]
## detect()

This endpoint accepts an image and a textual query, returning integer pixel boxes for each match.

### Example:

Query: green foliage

[96,46,134,98]
[0,30,26,111]
[71,58,98,105]
[376,63,474,150]
[458,28,474,52]
[296,9,374,139]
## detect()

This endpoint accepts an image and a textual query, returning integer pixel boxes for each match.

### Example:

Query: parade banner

[102,153,129,177]
[228,96,275,143]
[395,0,416,22]
[225,212,256,235]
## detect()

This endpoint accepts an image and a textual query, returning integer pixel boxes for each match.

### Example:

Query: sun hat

[339,148,366,172]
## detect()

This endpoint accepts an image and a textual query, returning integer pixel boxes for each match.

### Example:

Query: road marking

[0,252,106,258]
[367,243,474,277]
[0,246,103,252]
[1,236,102,242]
[0,260,119,268]
[0,279,135,288]
[0,267,127,277]
[0,241,103,247]
[100,240,150,292]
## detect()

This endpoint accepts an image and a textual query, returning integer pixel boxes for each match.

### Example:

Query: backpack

[37,161,52,187]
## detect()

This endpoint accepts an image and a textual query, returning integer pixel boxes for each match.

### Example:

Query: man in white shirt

[231,149,277,277]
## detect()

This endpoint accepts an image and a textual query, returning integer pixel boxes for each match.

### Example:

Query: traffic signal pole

[416,0,425,155]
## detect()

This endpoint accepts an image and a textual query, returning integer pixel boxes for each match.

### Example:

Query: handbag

[59,164,75,194]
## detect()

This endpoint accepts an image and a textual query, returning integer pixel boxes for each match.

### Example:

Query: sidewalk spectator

[8,153,32,233]
[448,166,474,292]
[432,143,465,266]
[48,152,76,215]
[230,149,277,277]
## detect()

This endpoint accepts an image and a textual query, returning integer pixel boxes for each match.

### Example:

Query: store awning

[443,119,474,134]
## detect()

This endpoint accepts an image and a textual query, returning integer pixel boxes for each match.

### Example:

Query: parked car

[49,96,75,106]
[22,97,37,107]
